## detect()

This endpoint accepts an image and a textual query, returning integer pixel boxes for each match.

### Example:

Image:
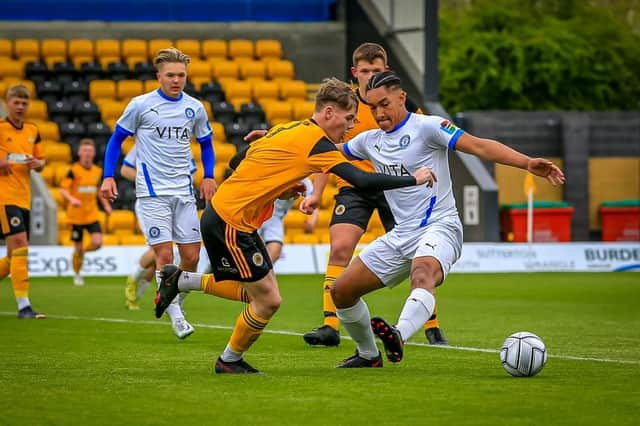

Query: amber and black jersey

[59,162,103,225]
[0,119,43,210]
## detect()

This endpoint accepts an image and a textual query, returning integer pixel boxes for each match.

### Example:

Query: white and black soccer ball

[500,331,547,377]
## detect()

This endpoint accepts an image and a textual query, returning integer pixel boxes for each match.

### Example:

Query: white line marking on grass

[2,311,639,365]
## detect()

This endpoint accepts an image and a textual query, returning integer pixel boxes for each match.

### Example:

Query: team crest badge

[185,107,195,119]
[335,204,346,215]
[10,216,21,227]
[399,134,411,148]
[252,252,264,267]
[148,226,161,238]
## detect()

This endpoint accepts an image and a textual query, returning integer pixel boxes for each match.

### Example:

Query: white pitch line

[2,311,639,365]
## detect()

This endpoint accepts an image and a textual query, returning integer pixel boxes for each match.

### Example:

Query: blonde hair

[79,138,95,147]
[314,77,358,113]
[6,84,30,100]
[154,47,190,71]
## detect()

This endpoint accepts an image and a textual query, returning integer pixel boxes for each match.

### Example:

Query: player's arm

[101,124,133,201]
[454,132,565,186]
[26,132,45,171]
[299,173,327,214]
[59,170,81,206]
[120,163,136,182]
[196,133,217,203]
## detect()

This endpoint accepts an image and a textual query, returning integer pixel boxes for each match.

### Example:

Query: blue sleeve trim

[141,162,156,196]
[102,125,132,178]
[198,134,215,179]
[122,159,135,168]
[343,142,365,161]
[448,129,464,151]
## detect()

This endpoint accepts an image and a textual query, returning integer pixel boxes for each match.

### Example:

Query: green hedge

[439,0,640,111]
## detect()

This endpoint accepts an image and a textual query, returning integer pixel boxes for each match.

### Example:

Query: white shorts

[258,215,285,245]
[134,199,146,234]
[137,195,201,245]
[359,215,463,288]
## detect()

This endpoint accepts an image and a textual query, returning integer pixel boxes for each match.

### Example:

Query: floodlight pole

[424,0,439,104]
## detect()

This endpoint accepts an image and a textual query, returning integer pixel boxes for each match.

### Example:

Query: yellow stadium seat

[125,55,149,70]
[280,80,307,100]
[100,100,128,122]
[321,190,335,209]
[44,56,67,69]
[202,39,227,59]
[0,60,24,79]
[200,100,213,121]
[89,80,116,101]
[291,233,319,244]
[214,142,236,163]
[210,122,226,142]
[98,56,122,69]
[267,60,294,80]
[175,39,201,59]
[255,39,283,61]
[359,232,379,244]
[252,80,279,102]
[316,209,332,229]
[316,229,331,244]
[143,80,159,93]
[214,163,227,182]
[284,210,308,229]
[53,163,71,186]
[57,210,70,230]
[119,234,147,245]
[95,39,121,60]
[264,101,292,124]
[42,142,71,163]
[37,121,60,141]
[58,230,73,246]
[102,234,120,246]
[25,100,48,121]
[14,39,40,60]
[292,100,315,121]
[117,80,143,100]
[40,166,56,186]
[40,39,67,59]
[72,56,94,69]
[0,39,12,57]
[107,209,136,233]
[188,60,210,79]
[122,136,135,154]
[210,60,239,80]
[68,39,94,60]
[225,79,252,100]
[122,39,148,60]
[228,39,254,60]
[148,39,173,59]
[190,77,210,92]
[229,97,251,112]
[239,60,266,80]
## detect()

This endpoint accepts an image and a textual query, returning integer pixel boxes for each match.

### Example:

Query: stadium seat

[264,101,292,124]
[213,163,228,183]
[188,60,210,80]
[132,61,156,80]
[292,100,315,121]
[359,232,379,244]
[280,80,307,100]
[143,80,159,93]
[284,210,308,229]
[87,122,112,148]
[202,39,227,59]
[14,39,40,61]
[57,211,70,232]
[68,39,94,61]
[107,209,136,233]
[59,121,85,146]
[106,62,130,81]
[37,121,61,141]
[52,162,72,186]
[41,39,67,61]
[98,56,122,69]
[119,234,147,245]
[239,60,266,81]
[63,80,89,103]
[121,39,148,61]
[40,165,55,186]
[99,100,128,122]
[200,81,225,103]
[210,122,226,142]
[214,142,236,163]
[224,80,252,100]
[225,122,249,146]
[25,61,49,85]
[291,233,320,244]
[35,80,60,105]
[252,80,279,102]
[255,39,283,61]
[58,230,73,246]
[0,60,24,79]
[42,142,72,163]
[79,61,104,82]
[95,39,121,61]
[228,39,254,61]
[211,60,239,80]
[74,100,101,126]
[102,234,120,246]
[148,39,173,59]
[116,79,143,100]
[211,101,236,126]
[52,61,77,85]
[175,39,201,59]
[266,60,295,80]
[89,80,116,101]
[0,38,12,57]
[47,99,74,125]
[25,100,48,121]
[240,102,266,128]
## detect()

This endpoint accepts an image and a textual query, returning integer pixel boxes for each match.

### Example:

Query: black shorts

[70,221,102,242]
[200,204,273,283]
[0,205,30,238]
[330,187,396,232]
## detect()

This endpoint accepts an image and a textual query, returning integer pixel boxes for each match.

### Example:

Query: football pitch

[1,272,638,425]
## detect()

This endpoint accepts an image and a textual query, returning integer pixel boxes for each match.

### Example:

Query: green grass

[1,273,639,425]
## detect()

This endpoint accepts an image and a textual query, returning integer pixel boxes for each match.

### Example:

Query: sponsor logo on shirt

[439,120,458,135]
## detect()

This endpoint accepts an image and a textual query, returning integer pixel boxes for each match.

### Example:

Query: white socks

[336,298,379,360]
[221,345,243,362]
[131,265,145,283]
[177,271,202,291]
[396,288,435,342]
[165,296,184,321]
[17,297,30,310]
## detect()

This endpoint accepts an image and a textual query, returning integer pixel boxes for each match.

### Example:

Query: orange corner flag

[524,173,537,196]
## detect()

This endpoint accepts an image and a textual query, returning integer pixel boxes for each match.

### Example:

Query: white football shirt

[117,89,211,197]
[344,113,463,233]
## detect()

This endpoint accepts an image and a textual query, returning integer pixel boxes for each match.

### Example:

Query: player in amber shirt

[302,43,448,347]
[60,139,112,286]
[154,77,434,374]
[0,85,46,319]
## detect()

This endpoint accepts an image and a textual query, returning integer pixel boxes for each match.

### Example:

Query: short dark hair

[366,70,402,93]
[352,42,387,67]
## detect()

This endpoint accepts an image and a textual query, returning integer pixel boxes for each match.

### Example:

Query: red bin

[500,201,574,242]
[600,200,640,241]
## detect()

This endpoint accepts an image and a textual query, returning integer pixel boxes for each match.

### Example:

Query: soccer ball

[500,331,547,377]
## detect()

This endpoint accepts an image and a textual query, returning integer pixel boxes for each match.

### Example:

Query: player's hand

[528,158,565,186]
[299,195,321,214]
[243,129,268,143]
[104,204,113,215]
[100,177,118,203]
[278,181,306,200]
[0,157,9,175]
[199,178,217,205]
[414,166,438,188]
[69,197,82,207]
[26,155,45,170]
